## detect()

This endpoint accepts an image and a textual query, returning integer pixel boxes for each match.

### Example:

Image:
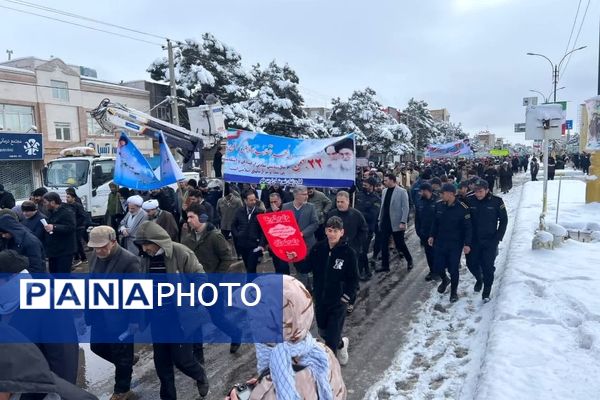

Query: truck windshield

[46,160,90,187]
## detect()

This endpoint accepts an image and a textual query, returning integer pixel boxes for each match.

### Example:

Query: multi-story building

[476,130,496,149]
[0,56,153,198]
[430,108,450,122]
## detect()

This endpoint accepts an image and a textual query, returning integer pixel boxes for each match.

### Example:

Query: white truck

[43,99,207,222]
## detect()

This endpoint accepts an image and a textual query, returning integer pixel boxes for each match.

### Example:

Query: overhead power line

[0,3,163,46]
[2,0,168,41]
[561,0,591,79]
[564,0,582,56]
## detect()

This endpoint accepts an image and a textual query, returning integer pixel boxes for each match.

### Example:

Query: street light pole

[526,46,586,228]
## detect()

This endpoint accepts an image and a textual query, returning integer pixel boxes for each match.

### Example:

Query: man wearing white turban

[142,199,179,241]
[118,195,148,255]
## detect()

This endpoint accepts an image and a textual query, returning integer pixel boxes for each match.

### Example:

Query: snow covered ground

[365,173,600,400]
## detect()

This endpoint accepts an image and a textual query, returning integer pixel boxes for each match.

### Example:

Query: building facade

[430,108,450,122]
[0,57,153,199]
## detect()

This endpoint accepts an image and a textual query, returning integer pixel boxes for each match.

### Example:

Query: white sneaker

[338,337,349,366]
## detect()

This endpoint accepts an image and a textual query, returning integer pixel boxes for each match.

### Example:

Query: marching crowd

[0,156,515,400]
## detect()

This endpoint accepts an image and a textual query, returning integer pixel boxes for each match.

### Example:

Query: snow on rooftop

[81,77,148,93]
[0,65,35,75]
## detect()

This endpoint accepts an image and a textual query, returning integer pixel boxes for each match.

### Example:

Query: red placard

[257,210,307,263]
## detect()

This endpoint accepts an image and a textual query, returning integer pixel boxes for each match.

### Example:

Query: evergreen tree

[247,61,327,138]
[147,33,256,130]
[436,121,468,142]
[401,99,441,151]
[329,88,412,153]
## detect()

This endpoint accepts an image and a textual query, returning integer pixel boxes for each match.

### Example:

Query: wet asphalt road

[81,225,435,400]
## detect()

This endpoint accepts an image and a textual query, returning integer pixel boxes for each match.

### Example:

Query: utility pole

[165,39,179,126]
[6,50,12,61]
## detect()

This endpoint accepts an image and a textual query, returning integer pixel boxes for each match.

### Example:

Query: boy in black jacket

[304,216,359,366]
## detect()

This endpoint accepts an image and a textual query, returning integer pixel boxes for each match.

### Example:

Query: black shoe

[450,292,459,303]
[437,276,450,294]
[425,272,434,281]
[407,261,413,271]
[197,380,209,398]
[474,280,483,292]
[230,343,241,354]
[482,286,491,301]
[375,267,390,273]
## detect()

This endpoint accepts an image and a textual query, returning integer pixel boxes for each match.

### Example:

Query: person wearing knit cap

[118,195,147,256]
[142,199,179,241]
[20,200,47,243]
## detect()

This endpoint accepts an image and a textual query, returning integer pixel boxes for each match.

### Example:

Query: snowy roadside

[365,175,527,400]
[472,179,600,400]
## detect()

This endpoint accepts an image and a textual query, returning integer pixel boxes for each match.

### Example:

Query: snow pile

[475,180,600,400]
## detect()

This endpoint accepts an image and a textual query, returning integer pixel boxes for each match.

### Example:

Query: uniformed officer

[465,180,508,302]
[355,177,381,280]
[428,183,472,302]
[414,182,438,281]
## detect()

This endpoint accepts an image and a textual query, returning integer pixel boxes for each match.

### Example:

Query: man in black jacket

[303,216,359,366]
[20,200,47,243]
[42,192,76,274]
[86,225,141,400]
[428,184,472,303]
[355,178,381,281]
[0,184,15,209]
[0,214,46,273]
[231,190,265,273]
[466,180,508,302]
[414,183,437,281]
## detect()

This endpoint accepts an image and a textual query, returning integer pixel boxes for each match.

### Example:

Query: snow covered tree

[147,33,256,130]
[401,99,441,151]
[436,121,468,142]
[247,61,328,138]
[329,88,412,154]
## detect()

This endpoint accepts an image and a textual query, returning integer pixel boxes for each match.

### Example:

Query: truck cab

[44,147,115,222]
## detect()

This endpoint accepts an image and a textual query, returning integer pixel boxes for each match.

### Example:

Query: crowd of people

[0,155,521,400]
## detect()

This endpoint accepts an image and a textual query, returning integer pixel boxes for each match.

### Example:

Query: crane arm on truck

[90,98,203,165]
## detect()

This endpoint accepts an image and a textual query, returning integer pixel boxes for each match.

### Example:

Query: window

[55,122,71,141]
[87,114,109,136]
[91,159,115,188]
[46,159,89,187]
[0,104,35,132]
[51,80,69,101]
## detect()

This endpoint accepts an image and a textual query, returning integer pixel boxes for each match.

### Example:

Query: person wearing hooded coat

[133,221,209,399]
[225,275,346,400]
[0,323,97,400]
[0,214,46,273]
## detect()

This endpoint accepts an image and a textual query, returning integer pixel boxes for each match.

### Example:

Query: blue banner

[1,273,283,344]
[0,132,43,160]
[113,132,184,190]
[224,129,356,188]
[425,140,473,159]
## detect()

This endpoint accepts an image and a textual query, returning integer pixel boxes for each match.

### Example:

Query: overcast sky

[1,0,599,144]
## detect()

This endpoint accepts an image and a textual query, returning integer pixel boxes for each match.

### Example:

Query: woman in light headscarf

[227,275,346,400]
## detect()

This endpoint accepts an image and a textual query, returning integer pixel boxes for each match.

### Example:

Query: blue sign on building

[0,132,44,160]
[566,120,573,130]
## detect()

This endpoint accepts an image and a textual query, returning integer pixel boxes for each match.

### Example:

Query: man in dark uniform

[355,177,381,281]
[428,183,472,303]
[414,182,437,281]
[465,180,508,302]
